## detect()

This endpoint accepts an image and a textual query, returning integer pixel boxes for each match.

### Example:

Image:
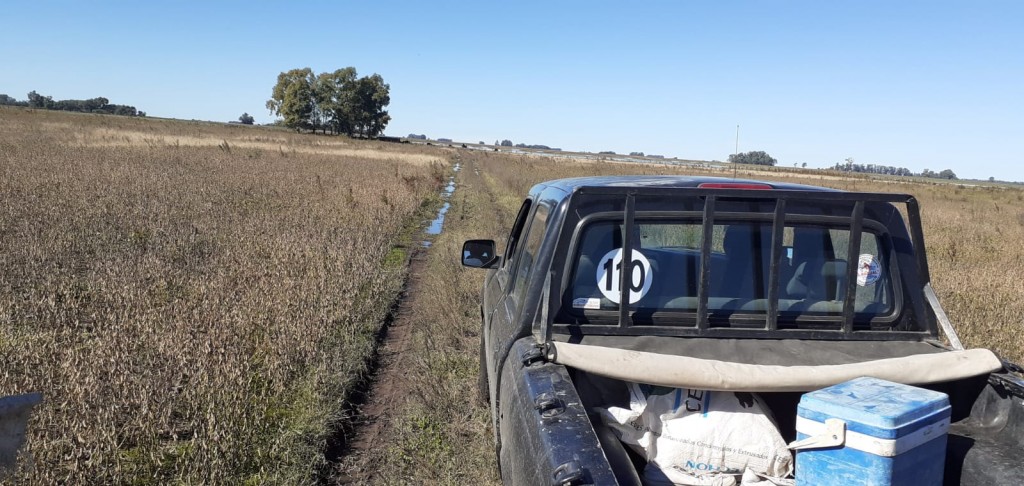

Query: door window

[509,204,550,305]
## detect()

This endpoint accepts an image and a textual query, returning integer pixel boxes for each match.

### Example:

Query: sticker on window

[572,297,602,310]
[595,248,653,304]
[857,254,881,286]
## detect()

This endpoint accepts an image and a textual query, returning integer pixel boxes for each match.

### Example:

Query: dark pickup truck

[462,176,1023,486]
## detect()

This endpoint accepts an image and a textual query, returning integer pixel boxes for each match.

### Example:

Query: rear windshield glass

[566,219,895,323]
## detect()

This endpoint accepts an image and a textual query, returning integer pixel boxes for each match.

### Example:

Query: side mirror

[462,240,498,268]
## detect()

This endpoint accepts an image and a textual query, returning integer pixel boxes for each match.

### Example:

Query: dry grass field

[0,107,448,484]
[3,107,1022,484]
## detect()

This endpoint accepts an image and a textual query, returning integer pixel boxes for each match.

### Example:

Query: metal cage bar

[766,200,787,331]
[906,197,930,284]
[560,187,925,341]
[576,186,913,204]
[617,193,636,328]
[551,323,929,341]
[841,201,865,332]
[696,196,716,332]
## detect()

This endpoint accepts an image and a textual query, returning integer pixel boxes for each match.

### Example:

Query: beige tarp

[551,341,1002,392]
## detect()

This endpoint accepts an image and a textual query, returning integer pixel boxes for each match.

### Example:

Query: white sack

[596,383,793,485]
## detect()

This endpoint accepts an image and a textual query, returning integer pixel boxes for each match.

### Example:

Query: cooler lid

[797,377,950,439]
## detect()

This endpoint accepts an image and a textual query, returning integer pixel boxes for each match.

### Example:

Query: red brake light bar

[697,183,773,190]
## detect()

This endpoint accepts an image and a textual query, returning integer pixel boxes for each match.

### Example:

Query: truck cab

[463,176,1023,485]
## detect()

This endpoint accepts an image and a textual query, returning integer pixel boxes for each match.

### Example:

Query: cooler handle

[787,418,846,450]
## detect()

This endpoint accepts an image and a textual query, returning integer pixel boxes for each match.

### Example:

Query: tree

[112,105,138,116]
[283,81,314,131]
[239,113,255,125]
[350,73,390,137]
[266,68,316,132]
[27,91,53,109]
[85,97,108,112]
[267,67,391,137]
[938,169,957,180]
[801,162,807,168]
[500,139,513,147]
[318,67,357,135]
[0,94,23,106]
[728,150,777,166]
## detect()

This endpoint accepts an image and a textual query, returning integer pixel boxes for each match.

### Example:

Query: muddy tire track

[332,250,426,484]
[331,158,466,483]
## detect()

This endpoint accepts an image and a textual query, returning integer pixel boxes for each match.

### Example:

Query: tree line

[0,91,144,116]
[919,168,958,180]
[729,151,777,166]
[493,139,561,150]
[829,160,913,177]
[729,152,959,180]
[266,67,390,137]
[831,159,956,180]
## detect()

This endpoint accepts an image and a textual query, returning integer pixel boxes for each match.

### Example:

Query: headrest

[820,260,848,279]
[787,259,848,298]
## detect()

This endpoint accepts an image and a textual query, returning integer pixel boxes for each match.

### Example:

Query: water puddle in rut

[422,162,460,247]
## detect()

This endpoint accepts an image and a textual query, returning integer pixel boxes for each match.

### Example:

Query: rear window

[566,219,896,325]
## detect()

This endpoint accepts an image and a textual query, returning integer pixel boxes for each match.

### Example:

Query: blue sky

[2,1,1022,180]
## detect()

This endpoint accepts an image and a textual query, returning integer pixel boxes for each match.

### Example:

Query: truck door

[484,200,533,401]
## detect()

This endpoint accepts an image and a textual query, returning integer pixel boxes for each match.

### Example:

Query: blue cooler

[794,377,951,485]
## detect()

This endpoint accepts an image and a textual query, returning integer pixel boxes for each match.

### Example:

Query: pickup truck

[461,176,1024,485]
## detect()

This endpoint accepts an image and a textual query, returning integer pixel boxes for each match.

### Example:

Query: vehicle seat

[575,254,599,300]
[713,224,771,301]
[570,224,618,308]
[785,228,834,298]
[787,259,850,316]
[787,259,847,301]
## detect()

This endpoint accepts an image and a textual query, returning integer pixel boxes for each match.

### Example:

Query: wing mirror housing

[462,240,499,268]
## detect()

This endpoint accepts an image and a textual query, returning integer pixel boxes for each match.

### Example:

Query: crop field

[0,107,448,483]
[3,108,1023,484]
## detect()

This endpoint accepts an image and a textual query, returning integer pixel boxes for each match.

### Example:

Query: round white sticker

[857,254,881,286]
[595,248,653,304]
